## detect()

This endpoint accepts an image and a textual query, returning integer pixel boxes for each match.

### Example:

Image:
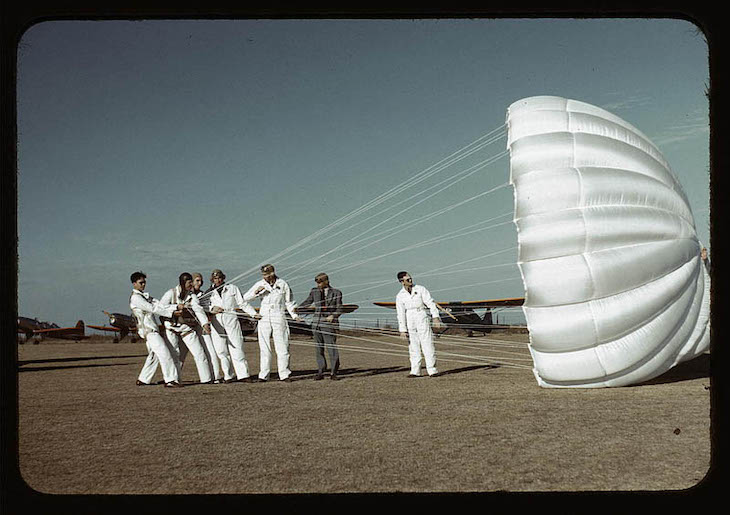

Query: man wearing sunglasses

[395,271,443,378]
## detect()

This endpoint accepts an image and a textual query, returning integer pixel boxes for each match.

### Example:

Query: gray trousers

[313,323,339,375]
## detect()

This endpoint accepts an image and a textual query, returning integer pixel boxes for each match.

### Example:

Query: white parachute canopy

[507,96,710,388]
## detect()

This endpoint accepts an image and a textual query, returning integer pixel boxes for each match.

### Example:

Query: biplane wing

[373,297,525,336]
[86,324,121,333]
[291,304,359,336]
[294,303,359,315]
[196,305,360,339]
[372,298,524,309]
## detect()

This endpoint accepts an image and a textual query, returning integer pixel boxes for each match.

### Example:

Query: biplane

[88,309,257,341]
[17,317,87,343]
[192,304,359,338]
[290,304,360,337]
[88,303,360,342]
[373,298,525,336]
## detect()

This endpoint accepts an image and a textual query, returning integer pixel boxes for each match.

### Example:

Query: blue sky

[16,18,710,328]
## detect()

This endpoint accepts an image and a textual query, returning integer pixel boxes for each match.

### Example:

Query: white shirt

[209,283,257,318]
[130,289,178,338]
[244,278,300,319]
[395,284,440,333]
[160,285,209,330]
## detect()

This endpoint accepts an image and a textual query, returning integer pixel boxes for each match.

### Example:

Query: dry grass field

[14,331,712,496]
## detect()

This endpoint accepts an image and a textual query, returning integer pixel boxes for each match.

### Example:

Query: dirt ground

[12,331,713,497]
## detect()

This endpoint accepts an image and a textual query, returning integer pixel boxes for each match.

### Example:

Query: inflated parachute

[507,96,710,388]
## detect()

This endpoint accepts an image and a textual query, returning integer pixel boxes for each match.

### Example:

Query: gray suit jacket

[299,287,343,328]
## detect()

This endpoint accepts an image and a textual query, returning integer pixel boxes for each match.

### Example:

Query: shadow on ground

[18,355,148,372]
[18,363,131,373]
[638,353,710,386]
[281,364,498,381]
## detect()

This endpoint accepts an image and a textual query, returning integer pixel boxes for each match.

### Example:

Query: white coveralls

[131,289,180,385]
[193,290,222,382]
[160,286,212,383]
[396,284,440,376]
[244,278,300,381]
[209,283,258,380]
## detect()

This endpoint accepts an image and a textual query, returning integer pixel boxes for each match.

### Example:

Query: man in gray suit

[297,272,343,380]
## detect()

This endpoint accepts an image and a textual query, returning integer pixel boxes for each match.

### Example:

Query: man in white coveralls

[159,272,213,384]
[130,271,184,388]
[395,271,443,378]
[192,272,223,383]
[244,264,303,382]
[208,269,260,383]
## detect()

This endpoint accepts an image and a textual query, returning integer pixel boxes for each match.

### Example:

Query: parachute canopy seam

[521,241,700,307]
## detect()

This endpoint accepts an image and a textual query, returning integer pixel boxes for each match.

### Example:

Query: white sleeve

[234,286,258,317]
[283,281,299,319]
[420,286,440,319]
[188,294,209,326]
[131,293,177,318]
[396,293,407,333]
[243,281,261,302]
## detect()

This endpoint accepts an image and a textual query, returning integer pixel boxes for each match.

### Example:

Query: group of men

[129,264,445,388]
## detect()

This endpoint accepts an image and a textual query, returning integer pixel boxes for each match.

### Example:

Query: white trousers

[138,332,179,384]
[257,314,290,380]
[406,312,438,376]
[196,328,223,381]
[166,326,213,383]
[210,314,251,380]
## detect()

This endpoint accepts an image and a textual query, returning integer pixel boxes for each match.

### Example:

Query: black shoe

[165,381,183,388]
[330,374,339,381]
[281,377,293,383]
[314,374,324,381]
[223,378,237,384]
[136,379,150,386]
[429,372,441,378]
[238,377,256,383]
[256,377,268,383]
[407,374,421,378]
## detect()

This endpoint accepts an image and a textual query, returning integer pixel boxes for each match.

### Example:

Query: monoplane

[17,317,87,343]
[88,311,139,343]
[373,298,524,336]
